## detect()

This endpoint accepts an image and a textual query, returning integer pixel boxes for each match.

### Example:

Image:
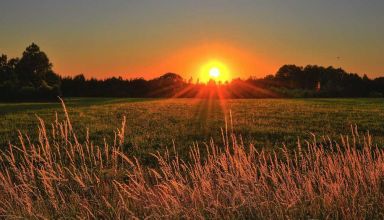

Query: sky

[1,0,384,80]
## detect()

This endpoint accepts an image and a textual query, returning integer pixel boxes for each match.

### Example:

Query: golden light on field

[199,60,231,83]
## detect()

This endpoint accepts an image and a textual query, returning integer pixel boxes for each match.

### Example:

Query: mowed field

[1,98,383,159]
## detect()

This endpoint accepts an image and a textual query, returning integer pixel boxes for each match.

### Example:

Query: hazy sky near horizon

[1,0,383,79]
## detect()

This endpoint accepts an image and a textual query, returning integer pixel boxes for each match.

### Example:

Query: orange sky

[45,40,281,81]
[2,0,384,80]
[133,42,277,81]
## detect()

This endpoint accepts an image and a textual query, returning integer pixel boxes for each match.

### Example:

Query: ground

[1,98,384,161]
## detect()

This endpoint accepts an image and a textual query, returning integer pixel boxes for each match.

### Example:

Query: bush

[369,92,383,98]
[19,85,37,99]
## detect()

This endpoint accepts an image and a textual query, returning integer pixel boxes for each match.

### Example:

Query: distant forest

[1,43,384,101]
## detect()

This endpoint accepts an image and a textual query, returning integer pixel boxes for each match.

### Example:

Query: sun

[209,67,220,78]
[199,60,230,83]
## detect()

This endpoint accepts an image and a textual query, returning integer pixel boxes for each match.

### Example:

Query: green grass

[1,98,384,218]
[1,98,384,161]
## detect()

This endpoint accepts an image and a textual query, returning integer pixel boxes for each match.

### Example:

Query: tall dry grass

[0,99,383,219]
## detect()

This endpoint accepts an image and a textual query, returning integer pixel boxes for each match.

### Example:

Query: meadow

[0,98,384,218]
[1,98,384,161]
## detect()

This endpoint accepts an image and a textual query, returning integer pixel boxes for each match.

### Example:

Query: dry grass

[0,99,384,219]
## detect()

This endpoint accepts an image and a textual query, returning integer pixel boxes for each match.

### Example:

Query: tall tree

[15,43,61,99]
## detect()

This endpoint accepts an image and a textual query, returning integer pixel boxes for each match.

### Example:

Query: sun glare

[209,67,220,78]
[200,60,230,83]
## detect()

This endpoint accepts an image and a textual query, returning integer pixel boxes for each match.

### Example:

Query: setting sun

[199,60,231,83]
[209,67,220,78]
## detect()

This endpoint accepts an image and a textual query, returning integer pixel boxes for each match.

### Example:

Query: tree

[275,65,304,88]
[0,54,8,82]
[15,43,61,99]
[16,43,50,85]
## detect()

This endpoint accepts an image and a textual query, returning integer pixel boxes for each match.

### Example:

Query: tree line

[1,43,383,101]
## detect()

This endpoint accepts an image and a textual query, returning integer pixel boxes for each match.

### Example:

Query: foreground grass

[0,99,383,219]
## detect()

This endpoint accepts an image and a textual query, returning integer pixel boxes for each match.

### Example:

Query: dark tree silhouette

[1,43,383,101]
[0,43,61,101]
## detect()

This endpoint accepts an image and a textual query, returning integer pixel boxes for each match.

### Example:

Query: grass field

[1,98,384,155]
[1,98,384,218]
